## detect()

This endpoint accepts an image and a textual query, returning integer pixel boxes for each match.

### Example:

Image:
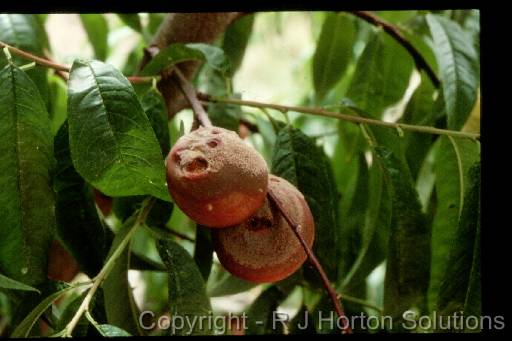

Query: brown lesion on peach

[247,216,273,232]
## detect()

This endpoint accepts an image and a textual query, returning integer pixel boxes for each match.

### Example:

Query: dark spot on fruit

[185,157,208,173]
[247,216,273,231]
[207,139,220,148]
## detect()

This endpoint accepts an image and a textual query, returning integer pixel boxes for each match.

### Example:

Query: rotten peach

[212,175,315,283]
[166,126,269,228]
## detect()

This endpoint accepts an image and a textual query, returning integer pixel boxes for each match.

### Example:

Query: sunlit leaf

[67,59,169,201]
[426,14,479,130]
[313,13,356,101]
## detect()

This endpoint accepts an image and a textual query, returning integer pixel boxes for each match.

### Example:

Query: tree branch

[1,41,158,85]
[137,13,243,118]
[267,190,352,334]
[198,93,480,140]
[349,11,441,88]
[174,68,212,128]
[1,41,69,71]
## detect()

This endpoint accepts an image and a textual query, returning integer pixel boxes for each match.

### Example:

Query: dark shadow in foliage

[54,121,109,278]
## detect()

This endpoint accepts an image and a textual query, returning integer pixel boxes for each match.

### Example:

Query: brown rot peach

[166,126,269,228]
[212,175,315,283]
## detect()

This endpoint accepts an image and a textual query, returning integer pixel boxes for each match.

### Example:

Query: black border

[1,0,482,13]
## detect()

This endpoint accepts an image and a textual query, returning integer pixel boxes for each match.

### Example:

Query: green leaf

[336,154,369,286]
[463,10,479,59]
[401,20,439,75]
[11,283,74,337]
[346,29,414,118]
[48,74,68,135]
[436,162,480,330]
[140,88,170,156]
[222,13,255,75]
[140,43,231,77]
[117,14,142,33]
[271,126,339,281]
[341,158,391,293]
[157,239,212,335]
[428,136,480,310]
[103,216,143,336]
[206,270,257,297]
[377,10,418,25]
[56,291,90,336]
[312,12,356,101]
[54,121,108,277]
[130,251,166,272]
[147,13,166,36]
[246,286,285,335]
[0,64,55,286]
[0,14,50,107]
[426,14,479,130]
[67,59,169,201]
[79,14,109,61]
[372,138,431,330]
[332,120,362,220]
[194,227,213,281]
[97,324,132,336]
[113,195,172,227]
[400,72,438,180]
[331,120,389,292]
[0,273,40,293]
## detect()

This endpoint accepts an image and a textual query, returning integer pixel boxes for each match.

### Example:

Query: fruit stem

[174,67,213,128]
[267,190,353,334]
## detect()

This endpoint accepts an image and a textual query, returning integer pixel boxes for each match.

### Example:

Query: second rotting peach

[212,175,315,283]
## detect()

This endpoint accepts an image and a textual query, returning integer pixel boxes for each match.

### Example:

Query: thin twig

[349,11,441,88]
[174,67,212,128]
[267,190,352,334]
[1,41,70,71]
[198,94,480,140]
[1,41,157,85]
